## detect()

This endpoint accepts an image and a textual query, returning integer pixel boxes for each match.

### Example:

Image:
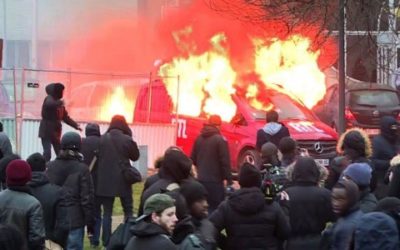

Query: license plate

[365,128,379,136]
[315,159,329,166]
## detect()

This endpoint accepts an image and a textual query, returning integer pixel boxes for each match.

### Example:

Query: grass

[83,182,144,249]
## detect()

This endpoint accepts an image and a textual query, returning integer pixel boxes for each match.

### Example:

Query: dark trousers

[94,196,115,247]
[199,181,225,214]
[120,195,133,220]
[41,137,60,162]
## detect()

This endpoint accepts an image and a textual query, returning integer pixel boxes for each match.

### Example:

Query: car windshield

[250,93,315,120]
[350,90,400,107]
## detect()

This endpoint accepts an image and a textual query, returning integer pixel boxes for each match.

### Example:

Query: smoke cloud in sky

[50,0,337,74]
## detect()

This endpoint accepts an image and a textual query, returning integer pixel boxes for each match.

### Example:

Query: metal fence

[0,67,180,169]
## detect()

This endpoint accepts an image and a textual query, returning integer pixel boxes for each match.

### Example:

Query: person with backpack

[27,153,69,249]
[210,162,290,250]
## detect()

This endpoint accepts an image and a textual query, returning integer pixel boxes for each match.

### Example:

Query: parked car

[134,80,338,172]
[312,83,400,136]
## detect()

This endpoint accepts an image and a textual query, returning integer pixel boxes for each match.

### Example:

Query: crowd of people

[0,83,400,250]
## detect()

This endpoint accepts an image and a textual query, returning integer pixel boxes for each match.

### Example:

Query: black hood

[292,156,320,185]
[28,172,49,188]
[228,187,265,214]
[85,123,100,137]
[380,116,398,144]
[107,115,132,136]
[161,150,192,183]
[0,154,20,183]
[131,220,170,237]
[45,83,64,100]
[200,125,220,138]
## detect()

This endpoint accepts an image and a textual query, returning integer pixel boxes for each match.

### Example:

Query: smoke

[50,0,337,74]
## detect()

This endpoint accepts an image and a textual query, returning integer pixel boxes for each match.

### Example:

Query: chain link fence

[0,67,180,154]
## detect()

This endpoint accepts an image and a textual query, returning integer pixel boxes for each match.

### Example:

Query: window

[5,40,30,68]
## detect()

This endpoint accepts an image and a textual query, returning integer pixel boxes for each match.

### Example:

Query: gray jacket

[0,188,45,249]
[0,132,12,157]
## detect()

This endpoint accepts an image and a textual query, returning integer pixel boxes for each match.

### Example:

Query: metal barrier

[1,67,180,161]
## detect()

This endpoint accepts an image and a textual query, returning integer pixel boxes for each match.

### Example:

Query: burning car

[134,80,338,171]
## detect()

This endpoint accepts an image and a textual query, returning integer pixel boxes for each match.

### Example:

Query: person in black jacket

[125,193,178,250]
[47,132,94,250]
[0,153,20,190]
[180,180,217,250]
[371,116,400,199]
[210,162,290,250]
[282,156,334,250]
[95,115,140,248]
[27,153,69,249]
[80,123,101,248]
[256,110,290,150]
[38,83,81,162]
[191,115,233,214]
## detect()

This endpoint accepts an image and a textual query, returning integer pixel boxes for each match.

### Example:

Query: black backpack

[261,164,287,202]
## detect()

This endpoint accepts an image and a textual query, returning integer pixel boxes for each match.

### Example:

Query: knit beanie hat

[343,163,372,187]
[6,159,32,186]
[26,153,46,172]
[61,132,82,151]
[180,180,208,207]
[208,115,222,126]
[239,162,261,188]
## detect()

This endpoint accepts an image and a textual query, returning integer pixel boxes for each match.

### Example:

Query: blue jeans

[96,196,115,247]
[66,228,84,250]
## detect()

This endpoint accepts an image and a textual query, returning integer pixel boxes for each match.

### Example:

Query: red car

[134,80,338,172]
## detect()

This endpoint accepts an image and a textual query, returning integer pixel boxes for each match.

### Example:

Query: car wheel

[238,149,261,169]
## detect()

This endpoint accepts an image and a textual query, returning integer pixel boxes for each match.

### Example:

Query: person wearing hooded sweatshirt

[354,212,399,250]
[322,179,363,250]
[0,159,45,250]
[372,116,400,199]
[47,132,94,250]
[282,156,334,250]
[95,115,140,248]
[27,153,69,249]
[191,115,233,214]
[138,147,192,246]
[38,83,81,162]
[210,162,290,250]
[256,109,290,150]
[335,128,377,192]
[342,162,378,212]
[278,136,298,168]
[80,123,102,248]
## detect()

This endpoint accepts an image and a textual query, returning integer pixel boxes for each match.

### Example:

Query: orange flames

[99,86,134,122]
[159,29,326,121]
